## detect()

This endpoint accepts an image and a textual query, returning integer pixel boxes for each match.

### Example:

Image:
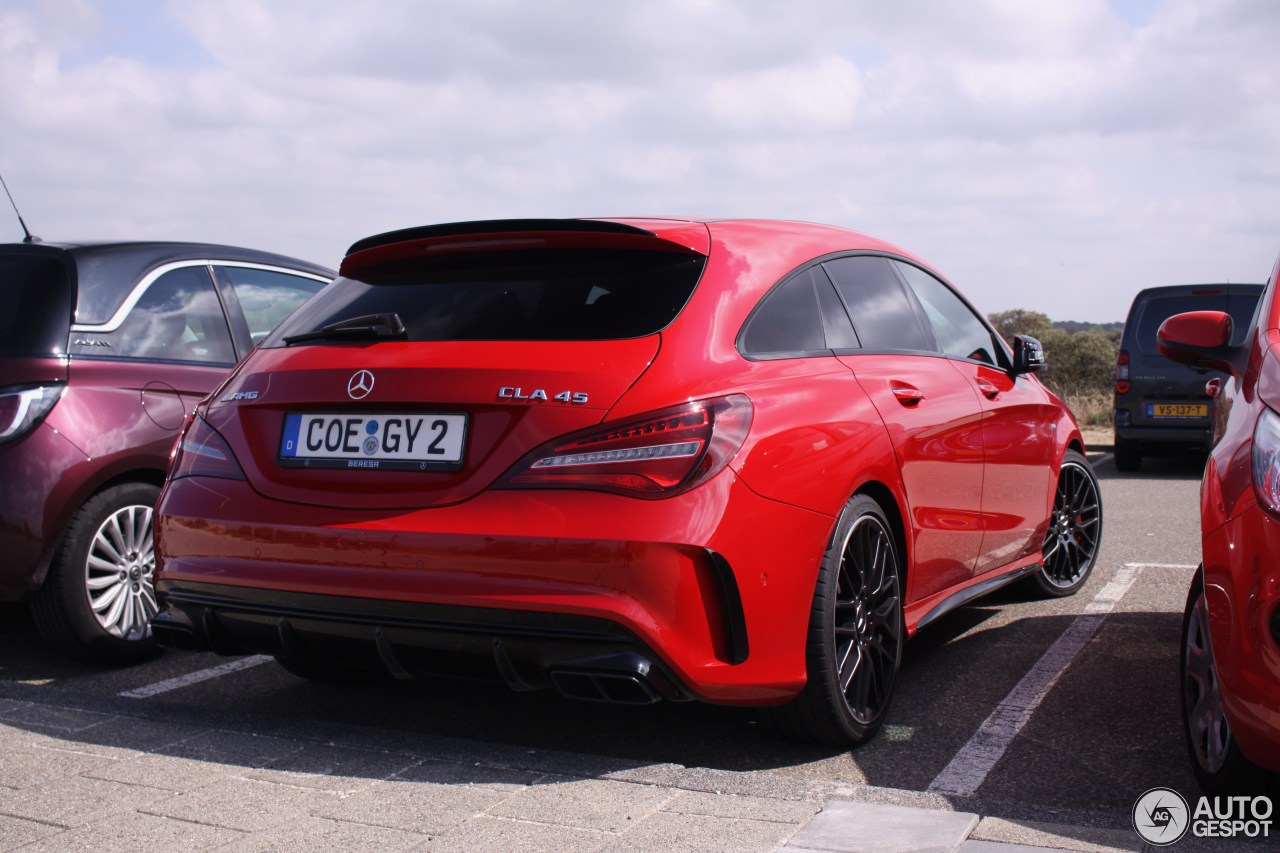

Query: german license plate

[279,412,466,470]
[1147,403,1208,418]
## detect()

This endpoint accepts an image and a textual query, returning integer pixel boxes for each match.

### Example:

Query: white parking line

[118,655,274,699]
[927,563,1150,798]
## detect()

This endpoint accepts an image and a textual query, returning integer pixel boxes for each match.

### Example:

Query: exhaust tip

[548,651,674,705]
[550,670,662,705]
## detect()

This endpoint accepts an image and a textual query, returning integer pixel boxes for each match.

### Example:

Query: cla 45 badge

[498,387,588,404]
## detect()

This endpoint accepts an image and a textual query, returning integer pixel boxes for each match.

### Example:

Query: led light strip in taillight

[530,441,702,469]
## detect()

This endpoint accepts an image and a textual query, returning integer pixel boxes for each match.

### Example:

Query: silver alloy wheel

[1041,460,1101,588]
[834,513,902,726]
[1183,590,1230,774]
[83,503,157,641]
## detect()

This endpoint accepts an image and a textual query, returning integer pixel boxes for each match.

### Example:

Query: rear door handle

[890,381,925,406]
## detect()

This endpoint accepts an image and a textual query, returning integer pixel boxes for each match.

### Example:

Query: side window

[220,267,326,343]
[740,269,827,357]
[103,266,236,364]
[895,262,999,364]
[824,256,933,352]
[813,266,860,350]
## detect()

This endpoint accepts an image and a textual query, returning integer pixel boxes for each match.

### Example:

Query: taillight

[0,384,64,445]
[169,414,246,481]
[1253,408,1280,514]
[1114,350,1130,395]
[498,395,753,498]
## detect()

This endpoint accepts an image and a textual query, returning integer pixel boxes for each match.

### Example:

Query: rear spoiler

[341,218,708,279]
[347,218,655,254]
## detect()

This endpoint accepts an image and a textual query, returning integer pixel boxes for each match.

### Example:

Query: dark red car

[0,241,331,664]
[1160,258,1280,793]
[152,218,1100,745]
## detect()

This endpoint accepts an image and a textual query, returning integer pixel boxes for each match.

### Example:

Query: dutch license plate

[1147,403,1208,418]
[279,412,466,470]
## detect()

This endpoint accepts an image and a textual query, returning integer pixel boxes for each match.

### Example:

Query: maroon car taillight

[498,395,753,498]
[0,383,64,446]
[169,414,247,481]
[1114,350,1130,395]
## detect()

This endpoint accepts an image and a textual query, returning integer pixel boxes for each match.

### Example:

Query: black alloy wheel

[1033,449,1102,597]
[770,494,904,746]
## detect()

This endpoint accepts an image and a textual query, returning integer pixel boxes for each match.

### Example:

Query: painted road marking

[118,655,274,698]
[927,563,1193,797]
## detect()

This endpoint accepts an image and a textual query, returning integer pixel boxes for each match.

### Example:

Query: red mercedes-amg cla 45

[152,218,1101,745]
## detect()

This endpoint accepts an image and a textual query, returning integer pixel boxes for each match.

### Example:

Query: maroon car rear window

[0,255,73,358]
[264,248,704,345]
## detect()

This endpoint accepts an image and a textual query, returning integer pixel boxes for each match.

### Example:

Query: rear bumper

[154,581,694,704]
[0,424,96,600]
[1114,424,1212,446]
[154,470,834,705]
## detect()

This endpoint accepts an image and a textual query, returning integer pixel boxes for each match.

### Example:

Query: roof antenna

[0,173,39,243]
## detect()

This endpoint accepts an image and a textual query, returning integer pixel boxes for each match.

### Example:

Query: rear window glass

[220,266,326,343]
[264,249,704,344]
[0,255,73,357]
[1134,290,1259,354]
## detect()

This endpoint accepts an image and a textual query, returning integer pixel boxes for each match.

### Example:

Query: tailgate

[205,338,660,509]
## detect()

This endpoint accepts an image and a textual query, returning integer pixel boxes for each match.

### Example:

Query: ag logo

[1133,787,1190,846]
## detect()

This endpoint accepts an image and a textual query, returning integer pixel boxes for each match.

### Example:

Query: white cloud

[709,57,863,131]
[2,0,1279,319]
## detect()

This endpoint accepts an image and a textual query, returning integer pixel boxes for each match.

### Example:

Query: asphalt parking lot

[1,446,1276,851]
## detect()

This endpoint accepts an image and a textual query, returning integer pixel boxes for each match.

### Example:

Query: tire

[31,482,162,665]
[1114,438,1142,472]
[1181,570,1271,796]
[768,494,904,746]
[1030,449,1102,598]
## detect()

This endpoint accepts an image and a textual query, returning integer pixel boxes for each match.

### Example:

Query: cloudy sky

[2,0,1277,321]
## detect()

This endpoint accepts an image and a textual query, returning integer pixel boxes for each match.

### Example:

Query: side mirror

[1012,335,1046,374]
[1157,311,1238,376]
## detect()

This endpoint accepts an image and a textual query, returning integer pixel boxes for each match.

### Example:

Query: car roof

[1127,282,1264,303]
[342,217,922,282]
[0,240,335,326]
[0,239,333,275]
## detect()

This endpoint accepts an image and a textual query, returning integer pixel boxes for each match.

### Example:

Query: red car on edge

[152,218,1101,745]
[1160,256,1280,793]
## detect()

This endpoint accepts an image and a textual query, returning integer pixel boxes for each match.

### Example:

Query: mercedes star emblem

[347,369,375,400]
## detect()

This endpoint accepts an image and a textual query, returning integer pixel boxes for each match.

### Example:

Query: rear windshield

[1134,289,1260,354]
[0,255,73,357]
[265,248,704,345]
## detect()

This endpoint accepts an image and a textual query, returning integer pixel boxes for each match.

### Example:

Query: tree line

[989,309,1117,424]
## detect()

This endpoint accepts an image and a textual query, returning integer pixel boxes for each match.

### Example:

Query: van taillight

[1114,350,1130,395]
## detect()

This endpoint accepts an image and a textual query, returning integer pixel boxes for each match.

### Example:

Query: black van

[1114,283,1263,471]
